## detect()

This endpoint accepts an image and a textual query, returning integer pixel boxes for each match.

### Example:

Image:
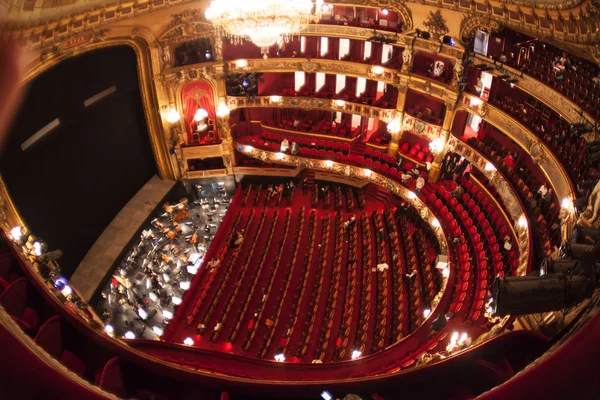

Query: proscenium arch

[20,32,175,181]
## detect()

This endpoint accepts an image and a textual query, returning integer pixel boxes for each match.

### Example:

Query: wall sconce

[408,191,417,199]
[244,145,254,152]
[517,214,528,229]
[364,169,372,177]
[194,108,209,122]
[275,152,285,160]
[387,117,402,135]
[371,66,384,75]
[429,137,444,154]
[216,103,231,118]
[235,59,248,68]
[484,162,496,172]
[335,100,345,107]
[270,95,282,103]
[561,197,573,211]
[325,160,334,167]
[166,107,181,124]
[470,97,482,107]
[431,218,440,228]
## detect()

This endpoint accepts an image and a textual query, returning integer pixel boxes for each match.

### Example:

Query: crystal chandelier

[205,0,319,52]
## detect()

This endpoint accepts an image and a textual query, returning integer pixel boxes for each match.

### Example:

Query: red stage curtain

[180,81,217,142]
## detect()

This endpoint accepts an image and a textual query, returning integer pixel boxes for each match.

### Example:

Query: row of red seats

[295,214,332,358]
[280,212,318,356]
[237,209,292,347]
[384,209,409,343]
[372,211,391,352]
[256,208,306,358]
[209,209,272,342]
[399,141,434,163]
[314,214,345,361]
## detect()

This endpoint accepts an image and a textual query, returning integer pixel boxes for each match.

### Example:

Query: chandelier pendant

[205,0,322,53]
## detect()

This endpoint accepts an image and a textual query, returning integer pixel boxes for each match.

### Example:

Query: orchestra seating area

[163,179,445,363]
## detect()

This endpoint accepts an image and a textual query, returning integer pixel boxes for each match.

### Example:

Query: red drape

[180,81,217,141]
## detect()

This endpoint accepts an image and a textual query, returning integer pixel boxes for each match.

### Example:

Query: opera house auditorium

[1,0,600,399]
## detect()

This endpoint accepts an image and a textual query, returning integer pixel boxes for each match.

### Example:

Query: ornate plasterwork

[226,95,397,123]
[458,93,575,209]
[226,57,459,104]
[402,113,443,140]
[459,14,503,41]
[471,54,597,127]
[447,136,530,276]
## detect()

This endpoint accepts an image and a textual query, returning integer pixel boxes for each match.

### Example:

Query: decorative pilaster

[387,86,409,156]
[428,103,456,182]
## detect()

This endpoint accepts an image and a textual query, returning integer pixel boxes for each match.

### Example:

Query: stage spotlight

[492,274,594,316]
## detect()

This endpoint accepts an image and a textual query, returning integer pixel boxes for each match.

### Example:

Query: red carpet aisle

[164,178,443,363]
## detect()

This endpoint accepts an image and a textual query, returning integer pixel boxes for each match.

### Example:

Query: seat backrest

[99,357,127,398]
[34,315,63,359]
[0,277,27,318]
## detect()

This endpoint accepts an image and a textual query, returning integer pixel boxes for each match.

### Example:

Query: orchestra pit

[0,1,600,400]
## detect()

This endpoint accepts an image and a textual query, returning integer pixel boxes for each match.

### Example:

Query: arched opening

[0,46,158,278]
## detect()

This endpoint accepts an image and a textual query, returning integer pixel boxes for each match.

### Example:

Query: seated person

[281,138,290,153]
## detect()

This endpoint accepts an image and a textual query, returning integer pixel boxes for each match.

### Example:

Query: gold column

[428,103,456,183]
[160,75,186,179]
[212,56,236,173]
[387,86,408,156]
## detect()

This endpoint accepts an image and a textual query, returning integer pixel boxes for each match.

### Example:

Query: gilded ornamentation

[449,136,529,273]
[422,10,449,40]
[402,47,413,73]
[529,140,545,164]
[577,180,600,229]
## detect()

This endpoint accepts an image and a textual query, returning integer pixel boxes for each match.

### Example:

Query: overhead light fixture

[124,331,136,339]
[172,296,182,305]
[180,281,191,290]
[166,107,181,124]
[270,95,282,103]
[205,0,316,52]
[194,108,209,122]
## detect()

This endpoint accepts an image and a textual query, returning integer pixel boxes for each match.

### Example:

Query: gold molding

[20,28,176,180]
[226,58,459,104]
[447,136,531,276]
[471,55,598,128]
[227,95,397,123]
[458,93,575,212]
